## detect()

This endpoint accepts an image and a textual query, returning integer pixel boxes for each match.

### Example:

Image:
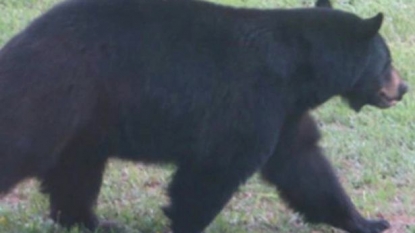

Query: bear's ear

[315,0,332,8]
[358,13,384,39]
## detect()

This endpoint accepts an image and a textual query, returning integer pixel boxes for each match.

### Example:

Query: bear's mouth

[376,91,399,108]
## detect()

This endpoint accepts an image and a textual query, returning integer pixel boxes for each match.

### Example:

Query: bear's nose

[398,82,408,100]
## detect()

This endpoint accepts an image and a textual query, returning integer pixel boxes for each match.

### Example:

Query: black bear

[0,0,407,232]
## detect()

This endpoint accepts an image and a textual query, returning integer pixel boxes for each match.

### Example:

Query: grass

[0,0,414,232]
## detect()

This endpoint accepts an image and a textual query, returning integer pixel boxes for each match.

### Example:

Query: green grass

[0,0,415,232]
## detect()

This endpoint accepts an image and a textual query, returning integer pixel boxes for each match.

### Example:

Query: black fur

[261,113,390,233]
[0,0,401,232]
[315,0,332,8]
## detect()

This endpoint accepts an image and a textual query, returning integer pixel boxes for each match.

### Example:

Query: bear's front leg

[261,113,390,233]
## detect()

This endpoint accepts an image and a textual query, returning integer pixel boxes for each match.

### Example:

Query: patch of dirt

[386,215,415,233]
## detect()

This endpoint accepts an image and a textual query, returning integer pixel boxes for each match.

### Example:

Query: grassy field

[0,0,414,232]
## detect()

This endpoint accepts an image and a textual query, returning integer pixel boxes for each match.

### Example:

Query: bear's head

[315,0,408,111]
[342,34,408,111]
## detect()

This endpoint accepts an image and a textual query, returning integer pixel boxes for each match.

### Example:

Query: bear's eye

[381,63,392,82]
[381,58,391,72]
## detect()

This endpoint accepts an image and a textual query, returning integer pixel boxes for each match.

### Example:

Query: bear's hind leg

[0,160,31,195]
[260,113,389,233]
[164,160,260,233]
[40,135,108,231]
[0,141,44,195]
